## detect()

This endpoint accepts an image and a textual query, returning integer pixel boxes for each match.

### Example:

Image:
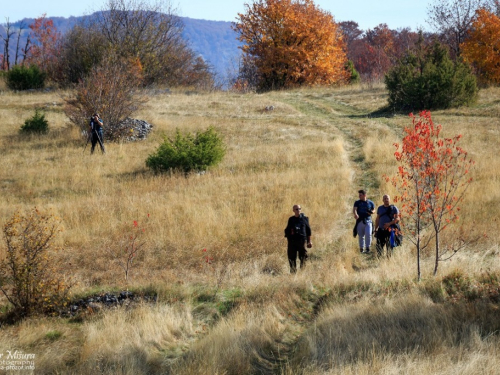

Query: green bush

[20,109,49,134]
[6,64,46,91]
[146,127,225,174]
[385,41,478,111]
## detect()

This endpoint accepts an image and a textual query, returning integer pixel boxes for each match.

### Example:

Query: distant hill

[182,17,241,80]
[0,15,242,82]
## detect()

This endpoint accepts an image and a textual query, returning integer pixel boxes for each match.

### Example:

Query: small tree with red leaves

[389,111,474,280]
[106,215,149,286]
[26,14,62,82]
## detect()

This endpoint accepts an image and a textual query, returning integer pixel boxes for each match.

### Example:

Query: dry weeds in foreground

[0,85,499,374]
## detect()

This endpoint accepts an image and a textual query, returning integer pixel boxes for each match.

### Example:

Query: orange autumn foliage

[462,8,500,84]
[234,0,348,90]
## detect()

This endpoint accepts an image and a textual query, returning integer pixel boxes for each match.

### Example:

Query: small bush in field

[20,108,49,134]
[6,64,46,90]
[146,127,226,174]
[0,208,72,318]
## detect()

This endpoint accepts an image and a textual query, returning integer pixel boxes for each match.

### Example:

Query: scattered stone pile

[120,118,154,141]
[64,291,157,316]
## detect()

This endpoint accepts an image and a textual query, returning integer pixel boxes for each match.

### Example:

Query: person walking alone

[284,205,312,273]
[353,190,375,254]
[89,113,105,154]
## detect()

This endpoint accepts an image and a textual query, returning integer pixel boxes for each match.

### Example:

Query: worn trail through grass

[251,91,403,374]
[277,90,402,207]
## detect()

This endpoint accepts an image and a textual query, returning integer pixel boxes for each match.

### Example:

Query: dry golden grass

[292,293,500,372]
[0,84,499,374]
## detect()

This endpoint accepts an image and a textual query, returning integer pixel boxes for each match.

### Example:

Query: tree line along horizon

[0,0,499,129]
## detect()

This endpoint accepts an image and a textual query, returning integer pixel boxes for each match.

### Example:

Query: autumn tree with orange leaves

[462,8,500,84]
[389,111,474,280]
[233,0,348,91]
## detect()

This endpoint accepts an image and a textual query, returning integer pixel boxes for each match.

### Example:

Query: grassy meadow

[0,82,499,374]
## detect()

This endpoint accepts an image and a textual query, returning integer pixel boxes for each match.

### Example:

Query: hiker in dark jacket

[284,204,312,273]
[89,113,105,154]
[374,195,400,257]
[353,189,375,254]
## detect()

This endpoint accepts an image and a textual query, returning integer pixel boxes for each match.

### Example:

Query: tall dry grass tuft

[170,304,289,375]
[0,317,82,373]
[75,303,195,374]
[291,293,500,374]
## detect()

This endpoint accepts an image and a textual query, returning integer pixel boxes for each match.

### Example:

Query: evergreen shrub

[20,109,49,134]
[146,127,225,174]
[6,65,46,91]
[385,41,478,111]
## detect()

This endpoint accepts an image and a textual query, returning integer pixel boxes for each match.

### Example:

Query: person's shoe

[360,249,364,253]
[363,248,371,254]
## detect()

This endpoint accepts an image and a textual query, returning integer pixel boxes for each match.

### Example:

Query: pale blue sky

[2,0,431,31]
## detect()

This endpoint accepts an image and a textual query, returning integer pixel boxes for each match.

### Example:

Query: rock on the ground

[119,118,154,141]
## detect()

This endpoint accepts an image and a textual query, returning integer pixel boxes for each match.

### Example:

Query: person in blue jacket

[353,190,375,254]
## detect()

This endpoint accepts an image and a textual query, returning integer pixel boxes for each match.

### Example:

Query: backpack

[383,205,403,247]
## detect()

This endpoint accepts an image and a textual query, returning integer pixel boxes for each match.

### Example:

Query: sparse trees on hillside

[339,21,363,50]
[77,0,214,86]
[25,14,62,81]
[1,19,15,70]
[341,21,423,82]
[393,27,422,57]
[233,0,348,91]
[13,21,28,66]
[427,0,484,57]
[1,0,214,88]
[364,24,397,79]
[58,25,108,84]
[485,0,500,15]
[461,8,500,84]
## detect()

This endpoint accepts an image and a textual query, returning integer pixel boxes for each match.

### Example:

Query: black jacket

[284,214,311,241]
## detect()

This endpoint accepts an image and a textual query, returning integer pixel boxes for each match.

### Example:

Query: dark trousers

[91,129,105,154]
[287,239,307,273]
[376,229,393,258]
